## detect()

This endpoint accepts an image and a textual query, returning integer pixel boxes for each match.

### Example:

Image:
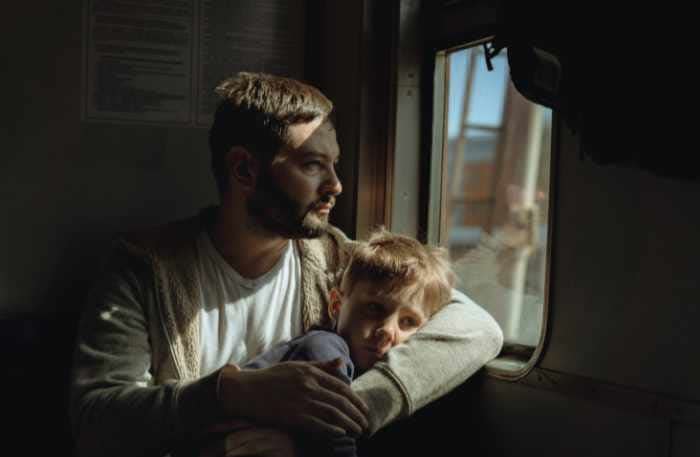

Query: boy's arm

[350,289,503,434]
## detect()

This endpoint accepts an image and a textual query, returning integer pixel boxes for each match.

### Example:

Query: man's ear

[225,146,259,192]
[328,287,343,323]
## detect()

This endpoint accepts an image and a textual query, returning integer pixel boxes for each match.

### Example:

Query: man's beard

[247,174,333,239]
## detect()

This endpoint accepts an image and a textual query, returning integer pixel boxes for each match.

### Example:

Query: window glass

[440,45,552,348]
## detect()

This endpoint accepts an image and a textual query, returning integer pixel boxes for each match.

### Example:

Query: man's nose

[321,167,342,196]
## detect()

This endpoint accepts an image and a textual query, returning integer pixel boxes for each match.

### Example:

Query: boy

[201,228,455,456]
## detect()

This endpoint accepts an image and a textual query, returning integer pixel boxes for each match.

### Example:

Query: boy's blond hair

[340,229,455,316]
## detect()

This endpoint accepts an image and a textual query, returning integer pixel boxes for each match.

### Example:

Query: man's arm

[71,246,368,457]
[69,248,222,457]
[350,289,503,434]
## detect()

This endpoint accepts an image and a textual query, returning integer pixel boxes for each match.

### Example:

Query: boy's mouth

[363,345,386,359]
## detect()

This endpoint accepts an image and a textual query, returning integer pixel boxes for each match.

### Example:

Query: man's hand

[217,359,369,437]
[199,427,296,457]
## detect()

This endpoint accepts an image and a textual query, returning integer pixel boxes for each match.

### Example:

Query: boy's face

[331,280,428,373]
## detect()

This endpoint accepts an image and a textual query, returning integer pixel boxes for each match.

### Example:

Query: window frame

[427,37,557,381]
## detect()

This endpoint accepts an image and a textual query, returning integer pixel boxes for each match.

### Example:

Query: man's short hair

[209,72,333,194]
[341,229,455,316]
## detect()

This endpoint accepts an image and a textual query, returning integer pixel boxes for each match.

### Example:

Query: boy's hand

[217,359,369,437]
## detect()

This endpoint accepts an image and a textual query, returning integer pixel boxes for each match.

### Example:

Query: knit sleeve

[351,289,503,434]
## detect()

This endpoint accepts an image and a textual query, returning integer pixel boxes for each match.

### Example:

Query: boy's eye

[399,316,419,328]
[366,303,383,315]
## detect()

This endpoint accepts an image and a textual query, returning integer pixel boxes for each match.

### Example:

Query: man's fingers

[303,363,369,433]
[312,367,369,417]
[307,398,364,437]
[309,386,368,434]
[298,413,347,437]
[220,360,370,438]
[308,362,368,413]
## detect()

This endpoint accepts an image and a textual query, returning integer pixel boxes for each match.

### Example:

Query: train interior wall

[3,2,699,456]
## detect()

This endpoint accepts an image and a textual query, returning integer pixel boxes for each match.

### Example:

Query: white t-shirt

[196,231,303,376]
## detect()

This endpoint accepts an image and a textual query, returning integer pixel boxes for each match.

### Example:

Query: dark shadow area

[496,2,696,182]
[2,236,113,454]
[359,372,488,456]
[3,314,80,456]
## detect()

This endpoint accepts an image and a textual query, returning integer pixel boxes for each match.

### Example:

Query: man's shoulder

[117,207,214,259]
[297,225,356,270]
[323,225,352,247]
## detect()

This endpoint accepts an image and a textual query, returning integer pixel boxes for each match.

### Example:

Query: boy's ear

[328,287,343,321]
[226,146,259,192]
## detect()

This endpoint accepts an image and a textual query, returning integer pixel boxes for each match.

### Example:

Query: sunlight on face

[248,119,342,239]
[335,280,428,373]
[286,117,324,149]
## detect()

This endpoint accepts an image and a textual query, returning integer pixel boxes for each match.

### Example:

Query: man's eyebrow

[300,151,341,162]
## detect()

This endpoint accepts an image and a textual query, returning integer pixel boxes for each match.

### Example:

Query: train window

[429,41,553,371]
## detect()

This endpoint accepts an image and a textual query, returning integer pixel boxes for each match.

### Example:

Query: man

[69,72,503,457]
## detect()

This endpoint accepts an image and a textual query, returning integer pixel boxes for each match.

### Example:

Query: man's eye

[303,161,322,171]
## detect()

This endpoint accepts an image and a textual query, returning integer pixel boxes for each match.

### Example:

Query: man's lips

[314,199,335,213]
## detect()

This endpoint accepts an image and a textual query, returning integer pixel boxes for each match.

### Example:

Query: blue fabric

[244,329,354,381]
[244,329,358,457]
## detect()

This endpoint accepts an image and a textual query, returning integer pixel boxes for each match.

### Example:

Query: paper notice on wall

[83,0,196,124]
[195,0,306,126]
[82,0,306,127]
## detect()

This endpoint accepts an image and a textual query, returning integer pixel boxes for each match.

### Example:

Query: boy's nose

[374,326,395,352]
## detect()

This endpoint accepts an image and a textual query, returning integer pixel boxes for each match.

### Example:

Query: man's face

[247,119,342,239]
[333,280,428,373]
